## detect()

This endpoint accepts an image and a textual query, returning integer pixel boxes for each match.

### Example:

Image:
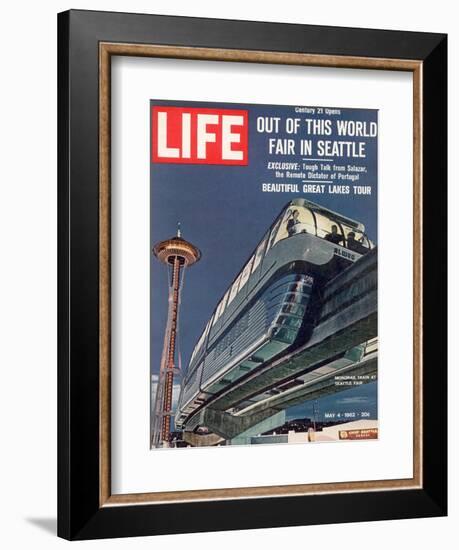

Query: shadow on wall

[25,517,56,536]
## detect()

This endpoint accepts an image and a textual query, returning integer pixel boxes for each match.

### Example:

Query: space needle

[151,224,201,448]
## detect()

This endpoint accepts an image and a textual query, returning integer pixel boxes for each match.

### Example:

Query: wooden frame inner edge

[99,43,423,506]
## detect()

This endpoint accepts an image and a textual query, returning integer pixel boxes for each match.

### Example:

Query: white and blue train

[175,198,374,429]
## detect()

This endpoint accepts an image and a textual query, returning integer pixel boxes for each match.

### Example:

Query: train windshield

[272,204,374,253]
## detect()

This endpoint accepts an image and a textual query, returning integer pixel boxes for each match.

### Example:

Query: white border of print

[110,56,413,495]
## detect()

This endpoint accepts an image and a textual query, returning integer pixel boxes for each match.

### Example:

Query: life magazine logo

[151,106,248,165]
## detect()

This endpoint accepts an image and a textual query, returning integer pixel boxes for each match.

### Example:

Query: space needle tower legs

[151,225,201,448]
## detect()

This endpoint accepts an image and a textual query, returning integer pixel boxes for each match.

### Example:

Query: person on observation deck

[286,209,301,236]
[325,224,343,245]
[346,231,368,254]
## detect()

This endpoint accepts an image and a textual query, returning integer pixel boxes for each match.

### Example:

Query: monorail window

[228,272,243,305]
[262,202,374,254]
[288,281,309,293]
[315,212,345,244]
[282,303,306,316]
[193,317,212,359]
[342,226,372,254]
[267,218,282,250]
[195,330,206,353]
[278,315,303,328]
[222,290,230,313]
[205,317,212,338]
[285,292,310,305]
[212,290,229,326]
[239,255,255,290]
[272,326,297,344]
[215,299,224,321]
[252,237,267,272]
[190,342,199,364]
[274,206,315,244]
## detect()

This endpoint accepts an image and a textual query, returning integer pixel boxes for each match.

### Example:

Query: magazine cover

[150,100,378,449]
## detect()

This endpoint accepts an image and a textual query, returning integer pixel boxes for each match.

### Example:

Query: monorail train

[175,198,375,429]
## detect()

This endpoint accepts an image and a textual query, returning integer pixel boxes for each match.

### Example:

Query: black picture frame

[58,9,447,540]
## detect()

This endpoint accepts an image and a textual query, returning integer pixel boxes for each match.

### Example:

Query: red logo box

[152,106,248,165]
